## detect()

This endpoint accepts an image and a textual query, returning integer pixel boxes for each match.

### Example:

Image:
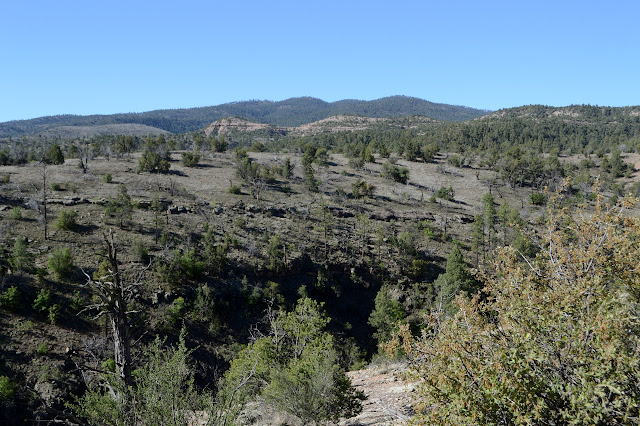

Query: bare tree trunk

[83,230,146,391]
[41,163,48,240]
[103,231,133,387]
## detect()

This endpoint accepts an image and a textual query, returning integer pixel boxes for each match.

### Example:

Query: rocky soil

[342,363,415,425]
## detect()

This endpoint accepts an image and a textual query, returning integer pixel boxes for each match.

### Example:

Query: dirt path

[341,364,415,425]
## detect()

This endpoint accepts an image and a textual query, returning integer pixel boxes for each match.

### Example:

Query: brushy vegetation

[391,193,640,424]
[1,101,640,423]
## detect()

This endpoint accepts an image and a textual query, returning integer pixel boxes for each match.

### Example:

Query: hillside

[485,104,640,122]
[0,129,639,422]
[38,123,170,139]
[0,96,489,138]
[202,115,439,140]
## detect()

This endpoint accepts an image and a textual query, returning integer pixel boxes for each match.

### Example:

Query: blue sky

[1,0,638,122]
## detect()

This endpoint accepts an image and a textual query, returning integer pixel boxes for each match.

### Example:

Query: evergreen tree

[368,284,404,344]
[105,184,133,228]
[217,298,364,424]
[435,244,479,315]
[45,144,65,165]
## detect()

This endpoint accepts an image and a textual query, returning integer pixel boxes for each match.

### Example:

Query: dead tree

[39,162,48,240]
[82,230,148,391]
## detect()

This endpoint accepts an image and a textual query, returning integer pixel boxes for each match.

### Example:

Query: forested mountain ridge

[485,104,640,123]
[0,96,488,137]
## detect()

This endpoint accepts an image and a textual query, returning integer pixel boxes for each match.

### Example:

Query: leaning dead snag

[82,230,149,390]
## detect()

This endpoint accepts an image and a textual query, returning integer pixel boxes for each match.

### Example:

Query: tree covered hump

[0,96,489,137]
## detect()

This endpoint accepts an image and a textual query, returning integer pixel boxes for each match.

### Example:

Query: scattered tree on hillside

[104,184,133,229]
[45,144,65,165]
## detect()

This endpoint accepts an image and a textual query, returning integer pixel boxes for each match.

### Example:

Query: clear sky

[1,0,639,122]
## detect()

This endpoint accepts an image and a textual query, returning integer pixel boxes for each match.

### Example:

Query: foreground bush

[392,193,640,424]
[218,298,365,424]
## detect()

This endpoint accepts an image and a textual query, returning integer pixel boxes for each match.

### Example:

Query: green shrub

[178,249,204,279]
[50,182,63,191]
[447,154,462,167]
[435,186,455,201]
[48,304,60,325]
[103,173,112,183]
[530,192,546,205]
[10,236,32,274]
[33,288,51,314]
[46,144,65,165]
[102,358,116,372]
[70,291,85,313]
[0,376,15,400]
[10,206,22,220]
[211,136,228,152]
[227,184,242,195]
[36,267,48,285]
[166,297,185,327]
[133,240,148,263]
[56,209,78,230]
[48,248,74,279]
[36,342,49,355]
[351,179,376,199]
[138,151,170,173]
[181,151,200,167]
[382,161,409,184]
[0,286,21,310]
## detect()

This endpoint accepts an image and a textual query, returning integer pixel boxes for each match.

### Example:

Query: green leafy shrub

[10,236,32,274]
[210,136,228,152]
[447,154,461,167]
[530,191,546,205]
[50,182,63,191]
[178,249,205,280]
[368,284,405,344]
[133,240,148,263]
[0,376,15,400]
[181,151,200,167]
[166,297,185,327]
[394,195,640,424]
[382,161,409,184]
[103,173,112,183]
[56,209,78,230]
[48,304,60,325]
[0,286,21,310]
[45,144,65,164]
[435,186,455,201]
[10,206,23,220]
[36,342,49,355]
[351,179,376,199]
[48,248,74,279]
[138,151,170,173]
[33,288,52,314]
[227,184,242,194]
[72,332,210,425]
[218,298,365,424]
[104,184,133,228]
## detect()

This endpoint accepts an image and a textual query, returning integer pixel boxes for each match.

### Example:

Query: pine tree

[435,244,479,315]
